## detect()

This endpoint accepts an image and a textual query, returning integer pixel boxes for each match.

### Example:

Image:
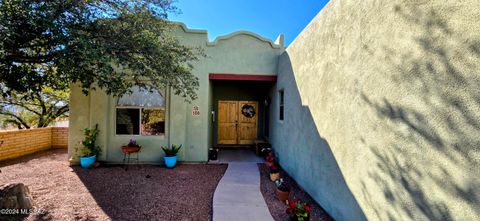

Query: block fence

[0,127,68,161]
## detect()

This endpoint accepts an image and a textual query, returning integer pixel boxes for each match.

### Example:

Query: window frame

[114,86,168,137]
[279,89,285,122]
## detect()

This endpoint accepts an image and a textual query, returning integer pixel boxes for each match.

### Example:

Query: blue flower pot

[80,155,96,168]
[163,155,178,168]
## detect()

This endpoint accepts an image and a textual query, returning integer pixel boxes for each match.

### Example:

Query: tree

[0,87,69,129]
[0,0,201,101]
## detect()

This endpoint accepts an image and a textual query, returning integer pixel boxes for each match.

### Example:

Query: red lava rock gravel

[258,164,334,221]
[0,149,227,221]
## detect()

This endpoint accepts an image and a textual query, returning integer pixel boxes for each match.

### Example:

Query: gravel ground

[258,164,333,221]
[0,149,227,221]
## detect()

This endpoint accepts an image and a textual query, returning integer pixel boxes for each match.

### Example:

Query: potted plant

[269,164,281,181]
[275,178,291,203]
[286,199,311,221]
[260,146,272,157]
[121,139,141,153]
[265,152,275,168]
[78,124,101,169]
[161,144,182,168]
[209,148,219,161]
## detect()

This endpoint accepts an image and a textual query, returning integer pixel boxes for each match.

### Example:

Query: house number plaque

[192,105,200,116]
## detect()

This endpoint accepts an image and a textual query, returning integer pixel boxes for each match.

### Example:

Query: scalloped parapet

[207,31,284,49]
[172,21,208,34]
[171,21,284,49]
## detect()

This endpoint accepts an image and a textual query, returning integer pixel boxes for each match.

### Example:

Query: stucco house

[69,22,285,164]
[69,1,480,220]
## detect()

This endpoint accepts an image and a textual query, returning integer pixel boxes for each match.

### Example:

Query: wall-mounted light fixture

[264,97,272,106]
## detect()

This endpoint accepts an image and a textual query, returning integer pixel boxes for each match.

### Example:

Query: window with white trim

[116,86,166,136]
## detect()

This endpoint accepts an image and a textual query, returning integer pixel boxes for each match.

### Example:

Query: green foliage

[0,87,69,129]
[161,144,182,157]
[79,124,101,157]
[0,0,202,101]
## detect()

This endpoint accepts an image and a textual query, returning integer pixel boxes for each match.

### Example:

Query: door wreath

[241,104,256,118]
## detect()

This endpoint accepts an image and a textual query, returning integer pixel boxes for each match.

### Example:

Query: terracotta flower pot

[121,146,141,153]
[276,188,289,203]
[270,172,280,181]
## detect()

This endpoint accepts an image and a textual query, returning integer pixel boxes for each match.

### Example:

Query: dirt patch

[258,164,333,221]
[0,149,227,221]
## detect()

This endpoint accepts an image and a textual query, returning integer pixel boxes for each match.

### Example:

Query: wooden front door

[218,101,238,144]
[218,100,258,145]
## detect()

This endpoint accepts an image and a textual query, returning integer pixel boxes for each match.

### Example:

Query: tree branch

[6,51,63,63]
[0,111,31,129]
[0,101,43,115]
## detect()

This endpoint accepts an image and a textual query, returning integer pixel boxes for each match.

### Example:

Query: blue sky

[169,0,330,46]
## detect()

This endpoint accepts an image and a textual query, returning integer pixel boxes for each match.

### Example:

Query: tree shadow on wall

[276,52,367,221]
[360,4,480,221]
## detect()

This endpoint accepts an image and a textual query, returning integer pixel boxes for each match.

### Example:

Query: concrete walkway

[212,161,274,221]
[217,148,264,163]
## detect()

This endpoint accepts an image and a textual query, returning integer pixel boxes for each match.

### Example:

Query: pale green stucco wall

[271,0,480,220]
[68,23,284,164]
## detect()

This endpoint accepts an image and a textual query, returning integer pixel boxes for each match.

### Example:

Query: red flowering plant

[286,199,311,221]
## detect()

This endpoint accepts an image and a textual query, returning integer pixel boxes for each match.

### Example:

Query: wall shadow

[272,52,367,221]
[359,4,480,220]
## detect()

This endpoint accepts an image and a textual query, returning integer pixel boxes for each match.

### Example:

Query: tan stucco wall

[68,23,284,164]
[271,0,480,220]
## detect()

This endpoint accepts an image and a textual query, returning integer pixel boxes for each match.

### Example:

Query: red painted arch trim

[209,73,277,81]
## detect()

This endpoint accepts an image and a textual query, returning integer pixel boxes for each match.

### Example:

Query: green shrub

[161,144,182,157]
[78,124,101,157]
